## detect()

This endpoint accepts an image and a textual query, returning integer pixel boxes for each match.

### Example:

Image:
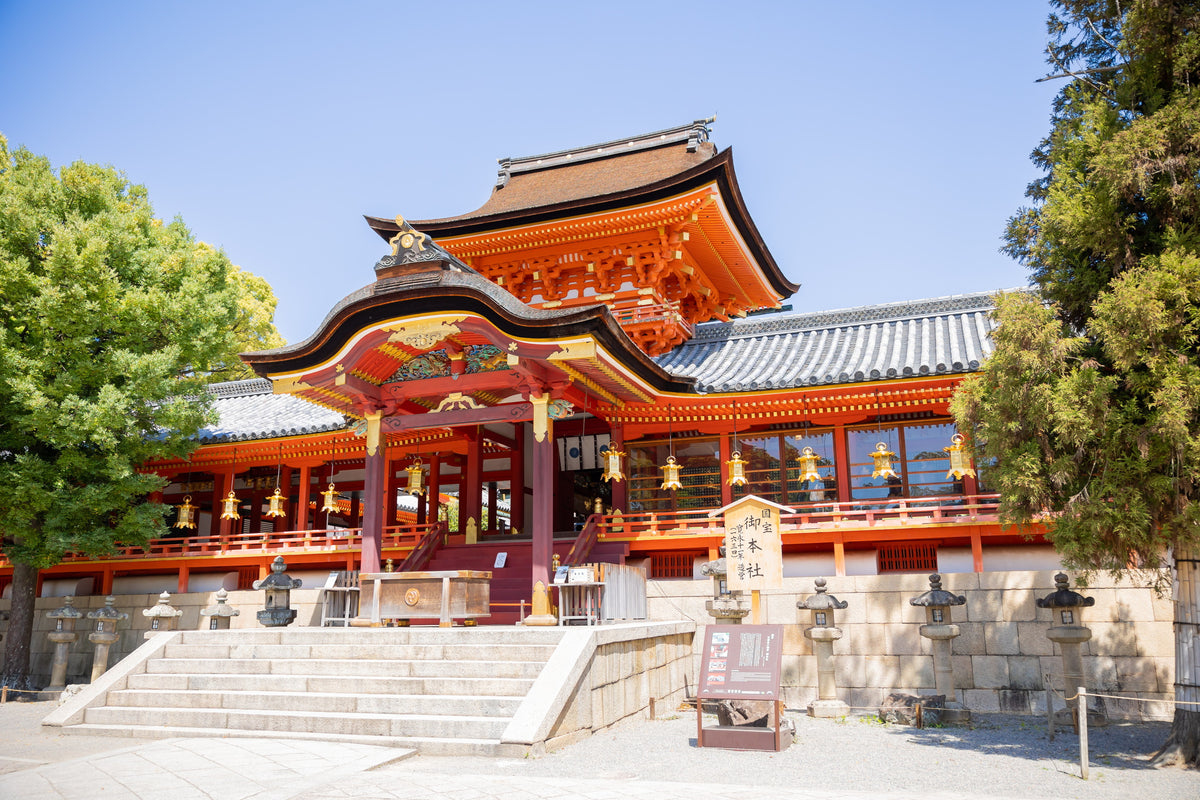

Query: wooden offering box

[358,570,491,626]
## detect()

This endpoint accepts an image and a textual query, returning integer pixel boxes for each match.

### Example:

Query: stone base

[521,613,558,627]
[808,699,849,718]
[1054,707,1108,729]
[37,687,64,701]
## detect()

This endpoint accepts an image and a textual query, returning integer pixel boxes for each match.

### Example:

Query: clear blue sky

[1,1,1059,345]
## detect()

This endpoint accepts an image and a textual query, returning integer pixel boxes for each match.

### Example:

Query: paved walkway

[0,736,1012,800]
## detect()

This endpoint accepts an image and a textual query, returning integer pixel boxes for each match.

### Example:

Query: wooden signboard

[696,624,790,751]
[710,495,789,593]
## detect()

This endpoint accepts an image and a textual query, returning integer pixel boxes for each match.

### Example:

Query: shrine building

[1,119,1053,615]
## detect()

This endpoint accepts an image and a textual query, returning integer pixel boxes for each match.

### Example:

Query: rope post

[1045,679,1055,742]
[1,686,7,703]
[1078,686,1089,781]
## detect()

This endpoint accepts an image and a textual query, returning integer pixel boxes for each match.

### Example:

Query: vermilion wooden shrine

[0,120,1047,615]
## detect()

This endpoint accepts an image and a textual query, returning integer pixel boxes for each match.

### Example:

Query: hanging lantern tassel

[871,442,899,480]
[944,433,977,480]
[220,490,241,521]
[265,487,287,518]
[661,455,683,491]
[320,483,339,513]
[798,446,822,483]
[174,495,198,529]
[726,450,748,487]
[406,458,426,496]
[601,445,626,482]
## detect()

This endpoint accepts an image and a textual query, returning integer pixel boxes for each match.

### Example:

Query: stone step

[60,724,521,756]
[83,706,511,740]
[125,672,536,696]
[106,688,524,717]
[144,657,547,679]
[174,628,565,647]
[160,642,558,662]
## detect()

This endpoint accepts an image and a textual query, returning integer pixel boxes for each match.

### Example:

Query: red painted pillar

[362,445,386,574]
[463,427,483,542]
[531,407,555,588]
[833,423,851,503]
[177,565,190,594]
[609,423,627,513]
[511,429,525,535]
[278,466,293,530]
[296,464,312,531]
[719,432,733,506]
[428,454,441,527]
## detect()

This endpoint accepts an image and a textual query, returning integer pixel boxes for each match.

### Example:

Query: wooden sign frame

[695,624,790,752]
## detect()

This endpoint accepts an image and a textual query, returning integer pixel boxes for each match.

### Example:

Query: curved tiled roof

[655,290,1020,393]
[200,379,348,442]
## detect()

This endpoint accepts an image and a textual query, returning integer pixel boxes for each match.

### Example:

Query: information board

[697,624,784,700]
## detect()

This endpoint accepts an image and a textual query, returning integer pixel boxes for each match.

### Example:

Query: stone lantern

[86,596,128,682]
[700,546,750,624]
[200,588,240,630]
[45,597,82,693]
[254,556,302,627]
[909,573,969,724]
[1037,572,1106,728]
[142,591,183,639]
[798,578,849,718]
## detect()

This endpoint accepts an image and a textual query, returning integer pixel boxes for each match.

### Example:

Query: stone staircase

[59,626,566,756]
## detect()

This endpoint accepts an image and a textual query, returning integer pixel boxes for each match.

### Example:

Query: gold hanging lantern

[798,446,822,482]
[265,487,287,518]
[405,458,426,495]
[601,445,626,482]
[944,433,977,480]
[174,495,197,529]
[726,450,748,487]
[660,455,683,491]
[871,442,898,480]
[220,491,241,521]
[319,483,339,514]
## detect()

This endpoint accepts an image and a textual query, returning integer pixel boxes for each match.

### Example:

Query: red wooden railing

[397,520,448,572]
[564,514,603,566]
[28,522,439,566]
[595,493,1002,541]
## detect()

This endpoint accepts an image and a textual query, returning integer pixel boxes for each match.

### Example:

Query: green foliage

[0,136,241,566]
[954,1,1200,572]
[215,264,286,381]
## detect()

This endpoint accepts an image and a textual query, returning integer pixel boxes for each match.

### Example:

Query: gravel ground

[1,700,1196,799]
[395,711,1199,800]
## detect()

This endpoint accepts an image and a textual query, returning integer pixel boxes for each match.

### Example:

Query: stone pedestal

[43,597,82,695]
[86,596,128,683]
[910,574,969,724]
[805,626,849,717]
[1037,573,1107,729]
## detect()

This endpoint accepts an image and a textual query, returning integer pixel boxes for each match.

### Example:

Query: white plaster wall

[783,553,838,577]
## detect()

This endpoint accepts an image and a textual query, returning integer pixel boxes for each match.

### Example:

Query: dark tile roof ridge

[496,117,715,182]
[687,288,1028,343]
[206,378,273,398]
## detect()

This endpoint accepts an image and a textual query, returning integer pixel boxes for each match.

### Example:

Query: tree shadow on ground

[869,712,1172,772]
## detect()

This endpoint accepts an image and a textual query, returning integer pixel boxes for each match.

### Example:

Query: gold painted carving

[272,376,312,395]
[389,215,428,256]
[387,317,465,351]
[548,340,596,361]
[434,392,484,412]
[531,394,549,443]
[404,588,421,606]
[364,410,383,457]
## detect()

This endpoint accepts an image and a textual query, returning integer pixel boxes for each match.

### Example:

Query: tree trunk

[1153,544,1200,767]
[0,560,39,691]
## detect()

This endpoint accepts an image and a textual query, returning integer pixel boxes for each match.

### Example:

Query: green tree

[0,137,242,687]
[953,1,1200,765]
[216,263,286,381]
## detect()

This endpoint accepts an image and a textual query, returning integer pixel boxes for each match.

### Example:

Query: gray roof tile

[655,290,1017,393]
[200,380,348,443]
